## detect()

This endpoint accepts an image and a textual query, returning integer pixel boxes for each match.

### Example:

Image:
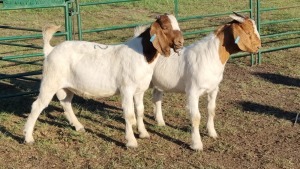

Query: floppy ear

[149,21,171,56]
[232,23,251,52]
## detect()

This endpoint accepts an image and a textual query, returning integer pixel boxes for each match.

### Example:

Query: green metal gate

[256,0,300,64]
[0,0,74,98]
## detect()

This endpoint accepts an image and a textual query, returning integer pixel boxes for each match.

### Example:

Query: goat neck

[138,27,158,63]
[214,23,241,64]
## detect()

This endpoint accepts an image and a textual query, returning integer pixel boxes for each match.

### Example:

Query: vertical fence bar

[64,4,71,40]
[76,0,83,40]
[250,0,253,19]
[250,0,255,65]
[174,0,179,18]
[256,0,262,64]
[67,1,73,40]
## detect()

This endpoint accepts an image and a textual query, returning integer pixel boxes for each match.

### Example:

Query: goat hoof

[190,143,203,151]
[126,141,138,148]
[208,132,218,139]
[139,132,150,139]
[77,128,85,132]
[157,122,166,126]
[24,140,35,145]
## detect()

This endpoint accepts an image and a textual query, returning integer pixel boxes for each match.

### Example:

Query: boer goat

[150,13,261,150]
[23,14,184,148]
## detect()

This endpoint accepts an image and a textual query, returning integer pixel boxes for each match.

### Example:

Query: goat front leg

[121,88,138,148]
[152,88,165,126]
[187,89,204,151]
[207,87,219,138]
[134,92,150,138]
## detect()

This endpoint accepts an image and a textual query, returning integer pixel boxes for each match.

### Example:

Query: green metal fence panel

[174,0,256,64]
[76,0,142,41]
[3,0,66,9]
[0,0,73,98]
[0,0,144,99]
[256,0,300,64]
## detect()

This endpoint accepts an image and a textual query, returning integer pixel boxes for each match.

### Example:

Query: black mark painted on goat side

[94,44,108,50]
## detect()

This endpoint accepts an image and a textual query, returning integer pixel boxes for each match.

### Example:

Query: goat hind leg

[24,89,56,144]
[57,89,85,132]
[207,87,219,138]
[152,88,165,126]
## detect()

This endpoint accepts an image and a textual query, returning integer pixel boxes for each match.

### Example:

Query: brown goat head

[150,14,184,57]
[230,13,261,54]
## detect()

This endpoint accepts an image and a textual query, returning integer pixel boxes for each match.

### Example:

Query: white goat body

[152,33,224,93]
[23,14,184,148]
[47,40,154,98]
[151,14,261,150]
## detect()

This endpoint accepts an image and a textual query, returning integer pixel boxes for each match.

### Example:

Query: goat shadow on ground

[146,126,191,150]
[0,125,23,143]
[144,113,190,133]
[0,77,125,145]
[81,103,193,149]
[252,72,299,123]
[84,127,126,149]
[254,72,300,87]
[1,94,127,144]
[238,101,298,123]
[142,116,206,150]
[80,101,191,149]
[1,78,192,148]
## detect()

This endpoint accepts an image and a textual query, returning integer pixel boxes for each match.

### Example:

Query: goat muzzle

[173,44,183,54]
[173,40,184,55]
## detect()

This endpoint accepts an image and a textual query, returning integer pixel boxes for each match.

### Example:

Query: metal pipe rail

[0,0,73,98]
[256,0,300,64]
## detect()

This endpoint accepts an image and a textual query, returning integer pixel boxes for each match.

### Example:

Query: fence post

[64,2,72,40]
[174,0,179,18]
[75,0,83,40]
[249,0,255,65]
[256,0,262,64]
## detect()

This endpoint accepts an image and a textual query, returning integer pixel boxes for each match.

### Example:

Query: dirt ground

[0,48,300,168]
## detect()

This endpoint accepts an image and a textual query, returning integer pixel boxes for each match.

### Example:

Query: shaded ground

[0,48,299,168]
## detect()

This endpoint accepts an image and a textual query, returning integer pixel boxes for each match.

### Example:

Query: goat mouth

[173,44,183,53]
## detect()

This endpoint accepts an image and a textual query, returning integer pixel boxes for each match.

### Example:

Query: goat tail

[42,24,61,57]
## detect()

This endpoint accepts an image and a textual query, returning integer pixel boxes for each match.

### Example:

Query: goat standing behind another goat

[23,14,184,148]
[150,13,261,151]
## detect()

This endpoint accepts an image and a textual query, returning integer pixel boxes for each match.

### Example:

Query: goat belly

[68,86,119,99]
[151,77,185,93]
[69,70,119,98]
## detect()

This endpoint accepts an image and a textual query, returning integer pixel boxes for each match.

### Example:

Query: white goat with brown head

[150,13,261,150]
[23,14,184,148]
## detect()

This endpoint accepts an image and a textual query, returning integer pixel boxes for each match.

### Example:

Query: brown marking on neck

[139,27,159,63]
[215,22,241,64]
